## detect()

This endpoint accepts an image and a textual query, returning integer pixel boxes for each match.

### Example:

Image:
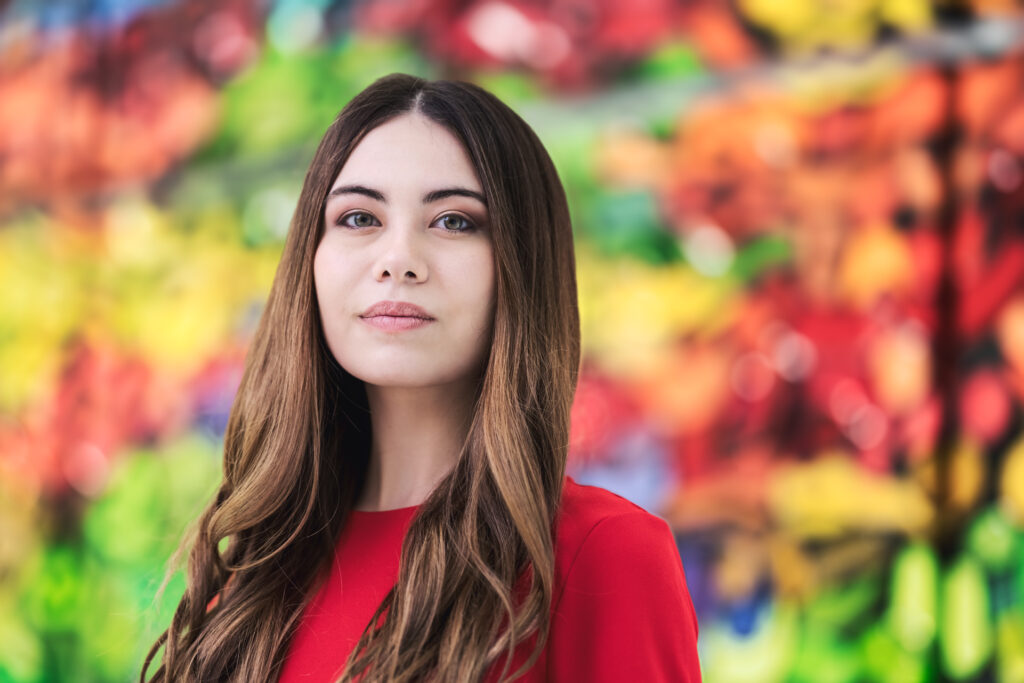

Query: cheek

[469,253,497,341]
[313,242,352,308]
[313,247,357,368]
[312,249,323,294]
[312,248,331,315]
[454,249,495,321]
[312,254,357,365]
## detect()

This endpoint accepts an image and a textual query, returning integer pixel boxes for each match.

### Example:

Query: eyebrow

[326,184,487,206]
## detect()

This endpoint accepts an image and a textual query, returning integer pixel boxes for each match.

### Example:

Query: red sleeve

[547,512,702,682]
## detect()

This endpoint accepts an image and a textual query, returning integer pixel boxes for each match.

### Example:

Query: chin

[342,363,455,389]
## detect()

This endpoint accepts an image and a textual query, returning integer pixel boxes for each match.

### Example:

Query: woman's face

[315,112,496,390]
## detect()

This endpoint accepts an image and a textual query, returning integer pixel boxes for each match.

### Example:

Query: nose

[374,222,428,283]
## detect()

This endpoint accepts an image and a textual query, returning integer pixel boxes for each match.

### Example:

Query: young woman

[142,73,701,682]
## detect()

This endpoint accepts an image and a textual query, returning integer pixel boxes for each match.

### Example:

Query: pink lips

[359,300,434,332]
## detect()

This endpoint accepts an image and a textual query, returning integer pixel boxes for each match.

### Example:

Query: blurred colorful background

[2,0,1024,681]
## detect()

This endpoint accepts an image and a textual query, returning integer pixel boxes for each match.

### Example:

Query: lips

[360,300,434,319]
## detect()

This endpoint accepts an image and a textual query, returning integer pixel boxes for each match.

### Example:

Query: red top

[278,476,702,682]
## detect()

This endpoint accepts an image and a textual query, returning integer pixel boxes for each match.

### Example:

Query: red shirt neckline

[350,503,421,516]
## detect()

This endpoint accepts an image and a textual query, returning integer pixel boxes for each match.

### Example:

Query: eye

[337,211,380,228]
[434,213,475,233]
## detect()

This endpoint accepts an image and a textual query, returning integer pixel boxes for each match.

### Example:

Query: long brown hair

[141,73,580,682]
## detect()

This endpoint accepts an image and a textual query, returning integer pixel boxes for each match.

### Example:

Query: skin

[315,112,496,511]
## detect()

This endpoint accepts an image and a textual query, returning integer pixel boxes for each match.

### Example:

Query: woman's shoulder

[553,475,680,578]
[556,475,672,539]
[549,475,701,674]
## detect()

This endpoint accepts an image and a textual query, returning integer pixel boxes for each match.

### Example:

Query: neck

[355,378,477,511]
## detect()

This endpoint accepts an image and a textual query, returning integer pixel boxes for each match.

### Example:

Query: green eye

[339,211,378,228]
[438,214,473,233]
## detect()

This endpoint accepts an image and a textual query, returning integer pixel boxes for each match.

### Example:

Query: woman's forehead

[333,113,482,193]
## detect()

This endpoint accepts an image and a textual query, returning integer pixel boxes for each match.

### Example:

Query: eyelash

[335,211,476,234]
